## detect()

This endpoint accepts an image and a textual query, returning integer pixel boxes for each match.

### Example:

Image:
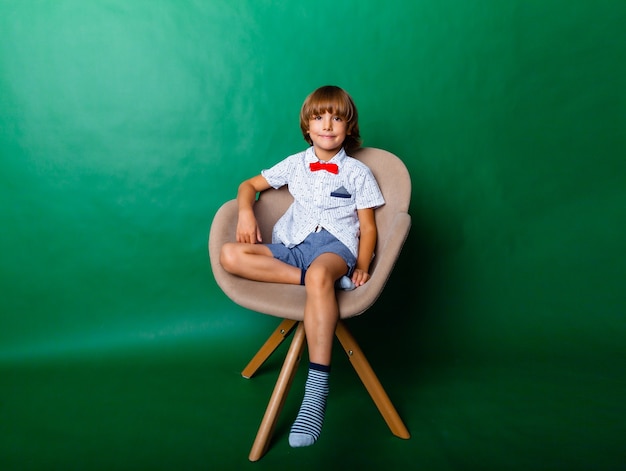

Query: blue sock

[336,275,356,290]
[289,362,330,447]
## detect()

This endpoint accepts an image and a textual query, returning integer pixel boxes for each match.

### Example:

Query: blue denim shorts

[267,229,356,275]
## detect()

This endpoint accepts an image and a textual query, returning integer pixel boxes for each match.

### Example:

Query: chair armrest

[337,211,411,318]
[373,211,412,283]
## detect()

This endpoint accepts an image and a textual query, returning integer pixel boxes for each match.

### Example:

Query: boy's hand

[351,268,371,287]
[236,210,262,244]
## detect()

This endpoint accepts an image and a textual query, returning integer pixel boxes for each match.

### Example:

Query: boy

[220,85,384,447]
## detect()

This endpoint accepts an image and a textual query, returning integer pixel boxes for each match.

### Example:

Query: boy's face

[307,111,348,160]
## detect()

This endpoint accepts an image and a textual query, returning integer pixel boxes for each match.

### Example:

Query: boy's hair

[300,85,362,154]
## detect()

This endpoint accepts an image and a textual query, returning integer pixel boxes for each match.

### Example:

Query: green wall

[1,1,625,470]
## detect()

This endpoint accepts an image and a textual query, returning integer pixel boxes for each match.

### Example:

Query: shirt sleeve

[355,167,385,210]
[261,154,297,189]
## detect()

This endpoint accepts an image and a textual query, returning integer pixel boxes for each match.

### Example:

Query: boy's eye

[310,114,343,122]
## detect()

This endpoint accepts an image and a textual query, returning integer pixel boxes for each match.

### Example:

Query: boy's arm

[352,207,377,287]
[236,174,271,244]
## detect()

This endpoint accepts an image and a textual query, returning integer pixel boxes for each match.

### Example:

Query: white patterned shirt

[261,147,385,258]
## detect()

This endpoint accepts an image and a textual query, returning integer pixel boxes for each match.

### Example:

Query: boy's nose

[323,118,332,130]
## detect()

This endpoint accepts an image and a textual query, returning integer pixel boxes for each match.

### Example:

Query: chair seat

[210,200,411,321]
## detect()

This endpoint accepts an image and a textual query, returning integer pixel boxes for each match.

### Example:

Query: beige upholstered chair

[208,147,411,461]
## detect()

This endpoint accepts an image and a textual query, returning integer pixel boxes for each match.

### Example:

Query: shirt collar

[305,146,347,166]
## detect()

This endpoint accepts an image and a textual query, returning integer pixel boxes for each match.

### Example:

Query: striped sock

[289,362,330,447]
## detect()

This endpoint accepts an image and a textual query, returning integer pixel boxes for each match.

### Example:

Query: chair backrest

[209,147,411,320]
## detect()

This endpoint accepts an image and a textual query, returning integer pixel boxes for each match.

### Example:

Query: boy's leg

[302,253,347,365]
[220,242,302,284]
[290,253,347,447]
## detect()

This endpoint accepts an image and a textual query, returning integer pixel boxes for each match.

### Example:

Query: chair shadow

[342,209,450,385]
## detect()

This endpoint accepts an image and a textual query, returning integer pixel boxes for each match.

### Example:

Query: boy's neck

[313,146,342,162]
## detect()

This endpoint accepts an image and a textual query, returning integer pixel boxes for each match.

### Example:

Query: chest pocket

[330,185,352,199]
[327,185,355,209]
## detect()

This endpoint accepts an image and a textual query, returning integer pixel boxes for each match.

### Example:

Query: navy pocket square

[330,185,351,198]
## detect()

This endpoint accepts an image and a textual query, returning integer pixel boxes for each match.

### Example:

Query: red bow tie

[309,161,339,174]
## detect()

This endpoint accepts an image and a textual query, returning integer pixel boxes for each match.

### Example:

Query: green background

[1,1,625,470]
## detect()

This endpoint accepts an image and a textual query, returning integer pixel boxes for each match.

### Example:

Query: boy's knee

[220,243,237,272]
[304,266,335,291]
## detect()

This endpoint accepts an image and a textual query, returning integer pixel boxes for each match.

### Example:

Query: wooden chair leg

[335,320,410,439]
[241,319,298,379]
[249,322,306,462]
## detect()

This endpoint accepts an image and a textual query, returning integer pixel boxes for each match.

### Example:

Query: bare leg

[302,253,347,364]
[220,242,301,284]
